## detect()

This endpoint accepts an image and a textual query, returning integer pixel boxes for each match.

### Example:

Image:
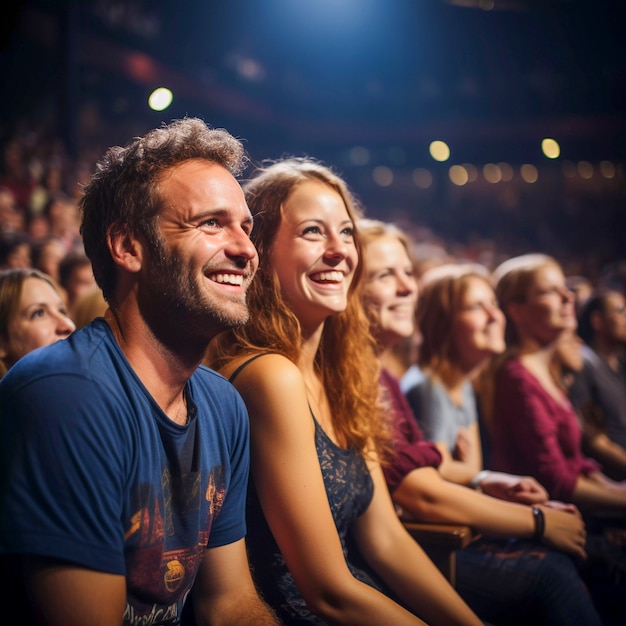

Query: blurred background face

[600,292,626,347]
[362,234,418,348]
[6,242,31,269]
[451,275,505,370]
[65,264,97,309]
[36,239,66,281]
[512,262,575,345]
[0,276,75,367]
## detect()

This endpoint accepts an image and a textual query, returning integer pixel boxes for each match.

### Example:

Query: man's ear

[106,223,143,273]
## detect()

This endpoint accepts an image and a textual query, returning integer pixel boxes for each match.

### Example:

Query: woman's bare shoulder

[218,352,303,392]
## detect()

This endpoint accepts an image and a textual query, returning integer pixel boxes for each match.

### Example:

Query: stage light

[429,140,450,162]
[541,138,560,159]
[148,87,173,111]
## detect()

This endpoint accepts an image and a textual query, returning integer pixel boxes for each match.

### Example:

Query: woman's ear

[106,223,143,273]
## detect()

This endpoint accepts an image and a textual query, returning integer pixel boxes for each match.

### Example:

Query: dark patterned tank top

[229,355,378,624]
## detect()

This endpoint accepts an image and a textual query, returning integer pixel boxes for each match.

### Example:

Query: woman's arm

[582,431,626,481]
[571,471,626,515]
[393,466,588,559]
[230,354,429,626]
[353,461,483,626]
[436,422,482,486]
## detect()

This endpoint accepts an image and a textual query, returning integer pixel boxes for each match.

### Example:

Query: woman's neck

[380,345,407,379]
[429,363,467,406]
[517,335,557,369]
[297,323,325,373]
[516,337,567,403]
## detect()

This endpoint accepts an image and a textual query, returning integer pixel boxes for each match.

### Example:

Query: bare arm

[572,471,626,516]
[393,466,588,559]
[453,424,482,469]
[436,422,482,486]
[21,556,126,626]
[353,462,483,626]
[230,355,428,625]
[583,431,626,481]
[477,470,548,504]
[190,539,279,626]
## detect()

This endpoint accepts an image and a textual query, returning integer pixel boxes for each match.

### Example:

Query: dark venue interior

[1,0,625,278]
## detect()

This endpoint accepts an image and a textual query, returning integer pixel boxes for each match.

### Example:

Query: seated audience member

[207,158,482,625]
[487,253,626,514]
[32,235,67,284]
[406,262,513,489]
[0,231,32,269]
[58,250,97,316]
[0,268,75,378]
[0,118,278,625]
[359,218,602,626]
[568,288,626,480]
[42,192,82,253]
[487,253,626,623]
[0,186,23,233]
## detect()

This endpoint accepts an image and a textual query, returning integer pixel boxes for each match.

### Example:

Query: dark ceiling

[2,0,626,165]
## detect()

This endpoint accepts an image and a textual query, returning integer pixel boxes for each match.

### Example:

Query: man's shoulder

[0,320,117,393]
[190,364,247,414]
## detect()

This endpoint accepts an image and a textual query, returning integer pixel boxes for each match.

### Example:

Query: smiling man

[0,118,279,626]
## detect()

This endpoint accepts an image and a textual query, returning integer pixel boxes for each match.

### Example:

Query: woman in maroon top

[487,253,626,624]
[488,253,626,515]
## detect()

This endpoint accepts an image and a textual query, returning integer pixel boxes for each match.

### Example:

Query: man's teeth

[311,271,343,282]
[212,273,243,285]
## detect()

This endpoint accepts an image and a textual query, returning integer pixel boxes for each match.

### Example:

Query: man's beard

[140,239,251,341]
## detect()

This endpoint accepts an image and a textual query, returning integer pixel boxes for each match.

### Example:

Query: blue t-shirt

[0,319,250,625]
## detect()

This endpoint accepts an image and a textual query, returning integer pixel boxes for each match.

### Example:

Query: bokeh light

[148,87,173,111]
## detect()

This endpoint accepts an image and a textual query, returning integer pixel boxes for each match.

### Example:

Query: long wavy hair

[209,158,389,458]
[416,263,492,381]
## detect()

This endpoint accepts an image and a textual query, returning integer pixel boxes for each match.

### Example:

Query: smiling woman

[406,263,506,487]
[207,157,483,625]
[0,267,75,377]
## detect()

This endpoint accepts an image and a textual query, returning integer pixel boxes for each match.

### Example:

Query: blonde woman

[488,253,626,625]
[0,267,74,377]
